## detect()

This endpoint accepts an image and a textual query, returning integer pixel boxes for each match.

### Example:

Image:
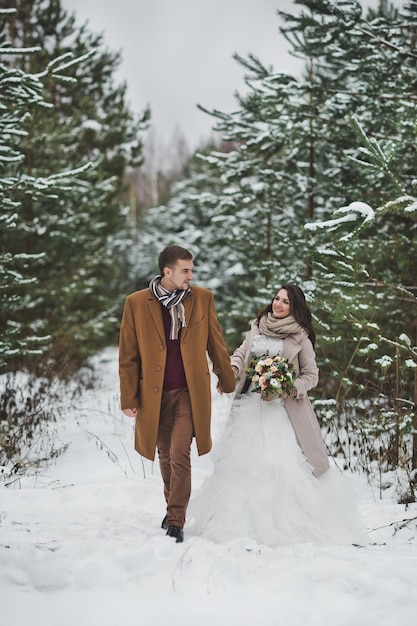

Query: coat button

[159,344,164,350]
[156,365,161,372]
[153,386,159,393]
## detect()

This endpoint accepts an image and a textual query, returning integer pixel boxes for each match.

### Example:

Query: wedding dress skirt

[188,382,368,548]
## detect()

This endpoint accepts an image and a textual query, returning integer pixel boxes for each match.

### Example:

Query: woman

[188,285,367,547]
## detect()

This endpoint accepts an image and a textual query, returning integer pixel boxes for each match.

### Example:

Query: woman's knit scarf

[258,313,305,339]
[149,275,190,340]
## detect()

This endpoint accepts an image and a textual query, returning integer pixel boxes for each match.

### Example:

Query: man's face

[161,259,194,291]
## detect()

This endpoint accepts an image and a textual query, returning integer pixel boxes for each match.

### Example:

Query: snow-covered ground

[1,347,417,626]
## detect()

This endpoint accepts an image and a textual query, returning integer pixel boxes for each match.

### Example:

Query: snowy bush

[0,372,69,485]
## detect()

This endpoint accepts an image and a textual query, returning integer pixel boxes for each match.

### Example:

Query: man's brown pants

[157,387,194,529]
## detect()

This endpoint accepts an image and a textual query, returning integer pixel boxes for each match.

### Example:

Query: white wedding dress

[188,335,368,547]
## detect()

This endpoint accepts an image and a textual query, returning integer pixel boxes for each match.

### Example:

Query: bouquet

[246,353,297,400]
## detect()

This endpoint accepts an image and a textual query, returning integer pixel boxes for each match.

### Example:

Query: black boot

[161,514,168,530]
[166,525,184,543]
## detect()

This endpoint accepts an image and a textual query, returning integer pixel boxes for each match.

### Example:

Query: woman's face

[272,289,291,319]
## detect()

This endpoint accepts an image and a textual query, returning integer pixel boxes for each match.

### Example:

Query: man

[119,245,235,543]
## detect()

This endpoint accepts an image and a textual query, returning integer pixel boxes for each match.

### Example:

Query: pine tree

[306,120,417,490]
[297,0,417,496]
[0,5,87,369]
[132,140,235,293]
[2,0,149,374]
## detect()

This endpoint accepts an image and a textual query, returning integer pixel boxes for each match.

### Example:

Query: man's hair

[158,245,193,275]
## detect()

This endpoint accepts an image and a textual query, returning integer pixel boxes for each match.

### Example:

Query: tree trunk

[412,367,417,470]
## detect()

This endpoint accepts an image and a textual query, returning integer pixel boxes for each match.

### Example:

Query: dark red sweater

[161,305,187,390]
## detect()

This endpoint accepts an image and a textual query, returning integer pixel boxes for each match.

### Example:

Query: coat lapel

[283,335,302,367]
[147,293,165,344]
[181,291,194,341]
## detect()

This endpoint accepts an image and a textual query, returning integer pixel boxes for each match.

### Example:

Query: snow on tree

[0,6,90,369]
[306,114,417,499]
[1,1,149,375]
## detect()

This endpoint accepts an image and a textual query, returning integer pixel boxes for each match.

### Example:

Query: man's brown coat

[119,285,235,460]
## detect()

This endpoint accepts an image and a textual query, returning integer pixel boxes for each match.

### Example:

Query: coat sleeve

[119,296,142,409]
[230,327,254,394]
[230,334,249,375]
[294,334,319,399]
[206,293,236,394]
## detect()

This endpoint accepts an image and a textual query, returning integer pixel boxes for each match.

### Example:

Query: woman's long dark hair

[256,284,316,347]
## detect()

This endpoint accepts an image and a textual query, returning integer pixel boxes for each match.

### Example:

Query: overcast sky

[60,1,395,152]
[61,0,304,150]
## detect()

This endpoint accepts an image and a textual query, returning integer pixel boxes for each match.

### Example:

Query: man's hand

[122,408,137,417]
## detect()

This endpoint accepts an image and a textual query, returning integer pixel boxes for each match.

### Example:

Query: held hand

[282,389,298,400]
[122,408,137,418]
[218,366,239,394]
[260,391,275,402]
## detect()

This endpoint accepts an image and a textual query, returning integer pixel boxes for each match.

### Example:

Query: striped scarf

[149,275,190,340]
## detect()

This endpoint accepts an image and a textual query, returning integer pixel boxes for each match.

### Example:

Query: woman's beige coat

[119,285,235,461]
[231,323,329,477]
